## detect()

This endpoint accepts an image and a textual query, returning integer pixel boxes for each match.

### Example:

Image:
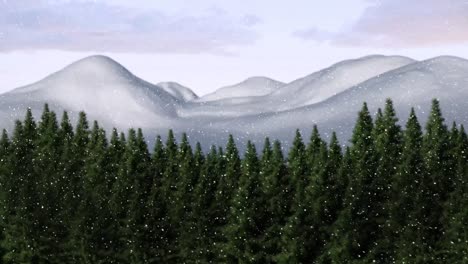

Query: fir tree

[33,106,71,262]
[369,99,403,262]
[416,99,451,262]
[0,129,10,262]
[438,125,468,262]
[3,109,38,263]
[214,135,241,260]
[276,129,308,263]
[261,139,289,262]
[192,146,220,262]
[327,102,378,262]
[224,141,265,263]
[145,135,170,262]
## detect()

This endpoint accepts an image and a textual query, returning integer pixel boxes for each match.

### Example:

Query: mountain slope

[1,54,468,152]
[0,55,181,130]
[157,82,198,102]
[267,55,416,111]
[213,56,468,146]
[197,76,284,102]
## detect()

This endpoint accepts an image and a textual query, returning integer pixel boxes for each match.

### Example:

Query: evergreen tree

[3,109,38,263]
[285,129,307,213]
[261,139,289,262]
[389,107,441,263]
[33,105,70,262]
[214,135,241,260]
[145,135,170,262]
[438,125,468,262]
[276,129,308,263]
[224,141,265,263]
[0,129,10,262]
[307,125,326,171]
[107,129,125,181]
[415,99,451,262]
[159,130,180,262]
[327,102,378,262]
[192,146,220,262]
[368,99,403,262]
[309,132,345,262]
[128,128,152,263]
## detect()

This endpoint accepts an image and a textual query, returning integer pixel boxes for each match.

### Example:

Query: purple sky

[1,0,467,95]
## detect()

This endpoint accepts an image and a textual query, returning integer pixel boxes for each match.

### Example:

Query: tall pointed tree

[214,134,241,260]
[276,129,308,263]
[224,141,265,263]
[437,124,468,262]
[0,129,10,262]
[369,99,403,261]
[2,109,38,263]
[192,146,220,262]
[327,102,378,262]
[418,99,451,261]
[261,139,289,262]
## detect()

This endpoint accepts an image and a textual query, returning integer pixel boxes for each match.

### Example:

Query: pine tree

[192,146,220,262]
[109,129,138,262]
[276,129,308,263]
[368,99,403,262]
[107,129,125,182]
[224,141,265,263]
[33,105,71,262]
[307,125,325,171]
[128,128,152,263]
[320,146,355,263]
[0,129,10,262]
[309,132,345,262]
[416,99,451,262]
[214,135,241,260]
[145,135,170,262]
[3,109,38,263]
[68,112,90,217]
[327,102,378,262]
[158,129,180,262]
[286,129,307,212]
[438,125,468,262]
[71,121,117,263]
[261,139,289,262]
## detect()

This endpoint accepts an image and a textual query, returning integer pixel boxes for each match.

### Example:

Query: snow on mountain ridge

[197,76,285,102]
[1,54,468,152]
[268,55,416,110]
[1,55,182,130]
[157,82,198,102]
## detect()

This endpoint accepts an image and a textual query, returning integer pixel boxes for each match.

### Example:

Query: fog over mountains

[1,54,468,150]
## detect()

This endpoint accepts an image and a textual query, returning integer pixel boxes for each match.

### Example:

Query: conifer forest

[0,98,467,264]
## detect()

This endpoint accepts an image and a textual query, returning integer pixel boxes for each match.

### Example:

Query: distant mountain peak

[56,54,134,81]
[197,76,284,102]
[157,82,198,102]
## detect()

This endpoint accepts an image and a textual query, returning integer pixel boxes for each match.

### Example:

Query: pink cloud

[295,0,468,47]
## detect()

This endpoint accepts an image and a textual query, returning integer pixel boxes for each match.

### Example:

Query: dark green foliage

[224,141,265,263]
[261,139,289,262]
[191,146,219,262]
[213,134,241,260]
[391,108,426,263]
[0,100,466,263]
[326,102,379,263]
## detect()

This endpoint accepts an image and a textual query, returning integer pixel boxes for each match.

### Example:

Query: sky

[0,0,468,96]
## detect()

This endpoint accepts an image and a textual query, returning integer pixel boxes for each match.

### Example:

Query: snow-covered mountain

[157,82,198,102]
[1,54,467,151]
[0,55,183,130]
[197,76,284,102]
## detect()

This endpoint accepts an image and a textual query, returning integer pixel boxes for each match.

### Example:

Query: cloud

[0,0,260,54]
[294,0,468,47]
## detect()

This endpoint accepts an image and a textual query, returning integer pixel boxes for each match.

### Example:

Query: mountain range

[1,54,468,150]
